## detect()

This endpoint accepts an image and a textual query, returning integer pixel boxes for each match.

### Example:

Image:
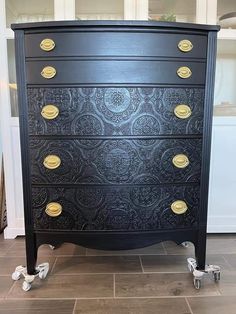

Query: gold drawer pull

[43,155,61,169]
[174,104,192,119]
[45,202,62,217]
[172,154,189,168]
[171,200,188,214]
[177,66,192,79]
[41,66,56,79]
[40,38,55,51]
[41,105,59,120]
[178,39,193,52]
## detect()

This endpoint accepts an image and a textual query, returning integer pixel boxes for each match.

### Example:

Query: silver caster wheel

[22,281,31,291]
[12,265,25,281]
[213,271,220,281]
[193,278,201,290]
[187,258,197,273]
[12,262,49,291]
[187,257,221,290]
[38,263,49,279]
[12,271,21,281]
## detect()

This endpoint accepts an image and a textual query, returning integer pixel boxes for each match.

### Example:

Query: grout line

[162,242,168,255]
[50,257,58,274]
[185,297,194,314]
[5,295,221,300]
[47,271,190,275]
[5,280,17,299]
[84,253,172,256]
[139,256,145,273]
[222,255,234,270]
[113,274,116,298]
[72,299,77,314]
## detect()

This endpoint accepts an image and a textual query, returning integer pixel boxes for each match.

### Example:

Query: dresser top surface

[11,20,220,32]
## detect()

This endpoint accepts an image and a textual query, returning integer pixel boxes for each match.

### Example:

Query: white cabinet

[1,0,236,238]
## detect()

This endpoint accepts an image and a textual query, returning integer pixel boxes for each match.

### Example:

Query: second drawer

[26,60,206,85]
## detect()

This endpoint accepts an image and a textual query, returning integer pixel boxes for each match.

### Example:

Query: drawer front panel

[28,87,204,135]
[30,139,202,184]
[25,32,207,59]
[32,185,200,231]
[26,60,206,85]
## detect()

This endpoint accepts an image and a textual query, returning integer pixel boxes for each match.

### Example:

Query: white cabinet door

[208,118,236,232]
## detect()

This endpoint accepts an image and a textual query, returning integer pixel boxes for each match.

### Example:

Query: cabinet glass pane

[7,39,18,117]
[218,0,236,29]
[149,0,196,23]
[75,0,124,20]
[214,40,236,116]
[6,0,54,28]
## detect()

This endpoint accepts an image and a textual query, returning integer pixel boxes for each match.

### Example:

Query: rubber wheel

[11,271,21,281]
[194,278,201,290]
[39,268,48,279]
[214,272,220,281]
[22,281,31,292]
[188,262,194,273]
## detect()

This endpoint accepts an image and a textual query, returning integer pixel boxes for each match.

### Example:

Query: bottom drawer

[32,185,200,231]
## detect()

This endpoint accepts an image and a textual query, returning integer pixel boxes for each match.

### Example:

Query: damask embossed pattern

[31,185,199,231]
[29,138,202,184]
[28,87,204,135]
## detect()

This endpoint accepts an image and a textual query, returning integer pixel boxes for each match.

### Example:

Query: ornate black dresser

[12,21,220,290]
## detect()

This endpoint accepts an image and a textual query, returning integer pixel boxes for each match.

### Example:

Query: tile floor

[0,233,236,313]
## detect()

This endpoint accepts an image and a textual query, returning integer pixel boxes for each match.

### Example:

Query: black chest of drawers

[12,21,219,276]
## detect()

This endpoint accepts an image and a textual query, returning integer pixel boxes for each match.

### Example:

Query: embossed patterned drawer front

[26,60,206,85]
[32,185,200,231]
[25,32,207,58]
[28,87,204,136]
[29,138,202,184]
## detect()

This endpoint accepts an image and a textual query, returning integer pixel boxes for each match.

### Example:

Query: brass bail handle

[43,155,61,169]
[177,66,192,79]
[171,200,188,214]
[172,154,189,168]
[41,104,59,120]
[178,39,193,52]
[174,104,192,119]
[45,202,62,217]
[40,38,56,51]
[41,66,57,79]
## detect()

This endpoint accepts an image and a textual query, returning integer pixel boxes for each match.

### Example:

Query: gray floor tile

[0,276,14,298]
[163,241,195,255]
[141,255,189,272]
[217,271,236,295]
[0,299,75,314]
[52,256,142,274]
[8,274,113,298]
[74,298,191,314]
[206,237,236,254]
[223,254,236,270]
[86,242,165,256]
[115,273,220,297]
[188,296,236,314]
[4,242,86,257]
[206,254,232,271]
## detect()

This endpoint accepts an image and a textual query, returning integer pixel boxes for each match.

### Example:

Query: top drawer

[25,32,207,59]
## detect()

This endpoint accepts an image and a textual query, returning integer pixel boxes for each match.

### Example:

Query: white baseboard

[4,226,25,239]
